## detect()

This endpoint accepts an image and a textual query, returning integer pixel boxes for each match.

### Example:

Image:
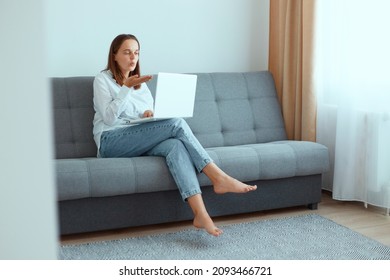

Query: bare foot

[193,212,223,237]
[213,175,257,194]
[202,163,257,194]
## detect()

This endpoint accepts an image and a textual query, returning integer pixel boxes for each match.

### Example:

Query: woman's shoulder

[95,70,113,80]
[94,70,116,86]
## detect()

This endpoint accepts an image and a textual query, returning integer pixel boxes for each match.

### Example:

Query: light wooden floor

[61,191,390,246]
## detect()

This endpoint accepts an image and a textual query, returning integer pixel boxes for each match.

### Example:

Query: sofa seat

[56,140,328,201]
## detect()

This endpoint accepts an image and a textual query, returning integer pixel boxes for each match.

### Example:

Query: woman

[93,34,257,236]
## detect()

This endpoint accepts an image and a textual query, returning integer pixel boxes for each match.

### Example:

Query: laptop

[125,72,197,124]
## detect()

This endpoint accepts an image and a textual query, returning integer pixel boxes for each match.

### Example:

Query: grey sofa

[52,71,330,235]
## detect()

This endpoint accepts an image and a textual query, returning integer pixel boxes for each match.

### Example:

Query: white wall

[0,0,58,259]
[0,0,269,260]
[45,0,269,77]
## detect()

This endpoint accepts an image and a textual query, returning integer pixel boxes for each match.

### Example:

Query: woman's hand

[143,110,154,118]
[124,75,153,88]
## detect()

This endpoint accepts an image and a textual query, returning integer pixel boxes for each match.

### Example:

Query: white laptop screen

[153,72,197,118]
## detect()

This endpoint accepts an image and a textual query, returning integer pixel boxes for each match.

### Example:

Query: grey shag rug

[59,214,390,260]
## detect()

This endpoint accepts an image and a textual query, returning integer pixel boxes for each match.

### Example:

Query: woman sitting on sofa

[92,34,257,237]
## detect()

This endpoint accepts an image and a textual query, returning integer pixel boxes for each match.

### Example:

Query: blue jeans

[99,118,213,201]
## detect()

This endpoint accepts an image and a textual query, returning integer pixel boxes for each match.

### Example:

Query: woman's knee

[169,117,186,127]
[171,118,192,134]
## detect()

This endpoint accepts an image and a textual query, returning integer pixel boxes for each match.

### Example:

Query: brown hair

[105,34,141,89]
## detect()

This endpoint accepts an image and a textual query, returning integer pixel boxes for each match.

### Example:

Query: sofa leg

[307,203,318,210]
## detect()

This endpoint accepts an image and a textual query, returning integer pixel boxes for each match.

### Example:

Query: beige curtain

[269,0,316,141]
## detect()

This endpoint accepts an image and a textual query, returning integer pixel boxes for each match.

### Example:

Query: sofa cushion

[56,141,329,201]
[200,141,330,184]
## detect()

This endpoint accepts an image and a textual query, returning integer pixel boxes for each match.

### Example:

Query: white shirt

[92,70,154,155]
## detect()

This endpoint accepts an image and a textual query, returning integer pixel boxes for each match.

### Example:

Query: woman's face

[114,39,139,76]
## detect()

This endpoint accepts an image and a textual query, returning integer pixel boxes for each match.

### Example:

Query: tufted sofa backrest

[51,71,287,159]
[52,77,96,159]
